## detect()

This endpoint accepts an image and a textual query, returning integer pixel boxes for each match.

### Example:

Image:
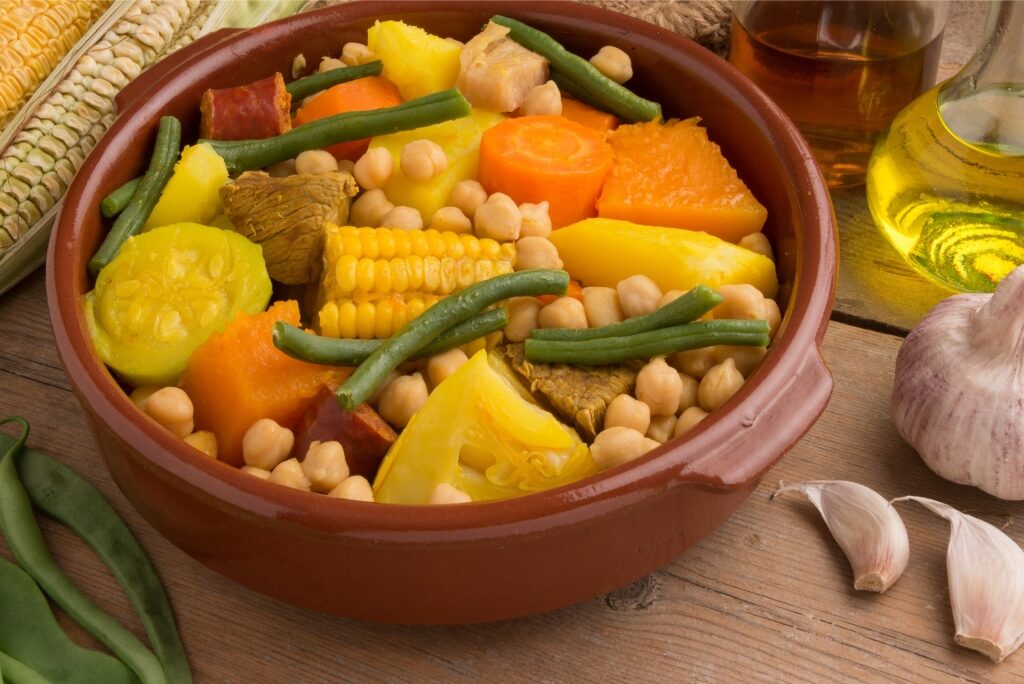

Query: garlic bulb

[894,497,1024,662]
[892,265,1024,500]
[773,481,909,592]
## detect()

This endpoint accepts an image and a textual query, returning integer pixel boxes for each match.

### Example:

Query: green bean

[524,320,770,365]
[337,269,569,409]
[0,418,165,684]
[530,285,721,341]
[88,116,181,278]
[206,88,471,173]
[286,60,383,100]
[274,307,509,366]
[549,71,602,110]
[0,650,52,684]
[0,557,134,684]
[3,435,191,684]
[491,15,662,122]
[99,177,141,218]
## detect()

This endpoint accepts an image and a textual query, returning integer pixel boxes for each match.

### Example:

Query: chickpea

[302,440,350,493]
[698,358,745,412]
[518,201,552,238]
[426,348,469,388]
[590,45,633,83]
[646,414,676,443]
[130,385,160,410]
[521,80,562,116]
[241,466,271,480]
[183,430,218,458]
[378,372,429,428]
[380,205,424,231]
[428,483,472,505]
[400,139,447,182]
[636,356,683,416]
[353,147,393,190]
[329,475,374,502]
[590,426,650,470]
[538,297,588,329]
[242,418,295,470]
[144,387,193,438]
[269,458,311,491]
[337,158,356,176]
[674,406,709,437]
[430,206,472,233]
[616,275,662,318]
[669,347,717,379]
[341,42,377,67]
[658,290,684,308]
[266,159,296,178]
[515,236,563,270]
[449,180,487,219]
[350,189,394,227]
[678,373,699,412]
[764,298,782,339]
[713,284,767,321]
[739,232,774,260]
[713,345,767,377]
[474,192,521,241]
[641,438,663,453]
[604,394,650,434]
[581,286,623,328]
[318,56,344,73]
[504,296,542,342]
[294,149,339,175]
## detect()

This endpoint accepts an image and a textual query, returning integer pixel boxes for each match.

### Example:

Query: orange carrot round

[292,76,403,160]
[477,115,613,229]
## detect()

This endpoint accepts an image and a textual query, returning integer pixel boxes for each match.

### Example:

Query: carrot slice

[292,76,403,160]
[477,115,613,229]
[559,98,618,132]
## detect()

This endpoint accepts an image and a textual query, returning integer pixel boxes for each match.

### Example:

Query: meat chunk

[456,21,548,112]
[200,73,292,140]
[292,387,397,479]
[219,171,358,284]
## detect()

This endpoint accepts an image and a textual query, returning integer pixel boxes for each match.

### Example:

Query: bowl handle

[116,27,243,114]
[673,347,833,488]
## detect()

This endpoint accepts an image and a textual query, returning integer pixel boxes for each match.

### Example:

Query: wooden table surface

[2,3,1015,682]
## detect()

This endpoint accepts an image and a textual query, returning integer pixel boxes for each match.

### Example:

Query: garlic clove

[893,496,1024,663]
[773,480,909,592]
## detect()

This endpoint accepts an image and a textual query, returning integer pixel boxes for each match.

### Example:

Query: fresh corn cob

[0,0,110,129]
[317,225,517,339]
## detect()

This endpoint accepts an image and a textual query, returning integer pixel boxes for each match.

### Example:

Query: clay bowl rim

[47,0,836,535]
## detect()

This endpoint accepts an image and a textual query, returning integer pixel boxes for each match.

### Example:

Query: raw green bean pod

[0,556,134,684]
[491,15,662,122]
[206,88,471,173]
[2,434,191,684]
[274,307,508,366]
[88,116,181,278]
[336,269,570,409]
[524,319,770,365]
[286,60,384,100]
[99,177,141,218]
[530,284,721,341]
[0,418,165,684]
[0,650,53,684]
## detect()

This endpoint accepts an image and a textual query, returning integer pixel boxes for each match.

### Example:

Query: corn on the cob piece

[0,0,110,129]
[317,225,516,339]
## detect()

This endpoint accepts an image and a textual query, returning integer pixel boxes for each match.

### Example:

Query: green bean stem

[337,269,570,409]
[206,88,471,173]
[2,435,191,683]
[286,60,383,100]
[88,116,181,278]
[491,15,662,122]
[99,177,141,218]
[0,418,166,684]
[0,650,53,684]
[274,308,509,366]
[531,284,722,341]
[524,320,770,365]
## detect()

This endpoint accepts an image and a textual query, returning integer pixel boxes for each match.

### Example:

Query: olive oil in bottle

[866,2,1024,292]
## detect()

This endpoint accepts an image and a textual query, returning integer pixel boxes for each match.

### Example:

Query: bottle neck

[943,1,1024,101]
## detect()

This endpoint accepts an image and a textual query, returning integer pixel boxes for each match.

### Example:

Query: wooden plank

[3,270,1023,682]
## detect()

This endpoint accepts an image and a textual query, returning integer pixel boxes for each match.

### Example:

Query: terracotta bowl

[48,1,836,624]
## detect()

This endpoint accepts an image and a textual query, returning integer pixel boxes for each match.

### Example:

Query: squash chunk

[144,144,228,230]
[180,300,350,467]
[367,20,461,100]
[596,118,767,243]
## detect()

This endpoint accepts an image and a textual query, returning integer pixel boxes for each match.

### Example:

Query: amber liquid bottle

[729,1,947,188]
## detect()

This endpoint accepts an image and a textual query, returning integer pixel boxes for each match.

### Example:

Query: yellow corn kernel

[374,298,395,338]
[318,301,339,338]
[339,300,358,339]
[355,300,376,339]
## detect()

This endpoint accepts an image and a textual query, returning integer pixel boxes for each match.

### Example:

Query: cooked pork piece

[456,21,549,112]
